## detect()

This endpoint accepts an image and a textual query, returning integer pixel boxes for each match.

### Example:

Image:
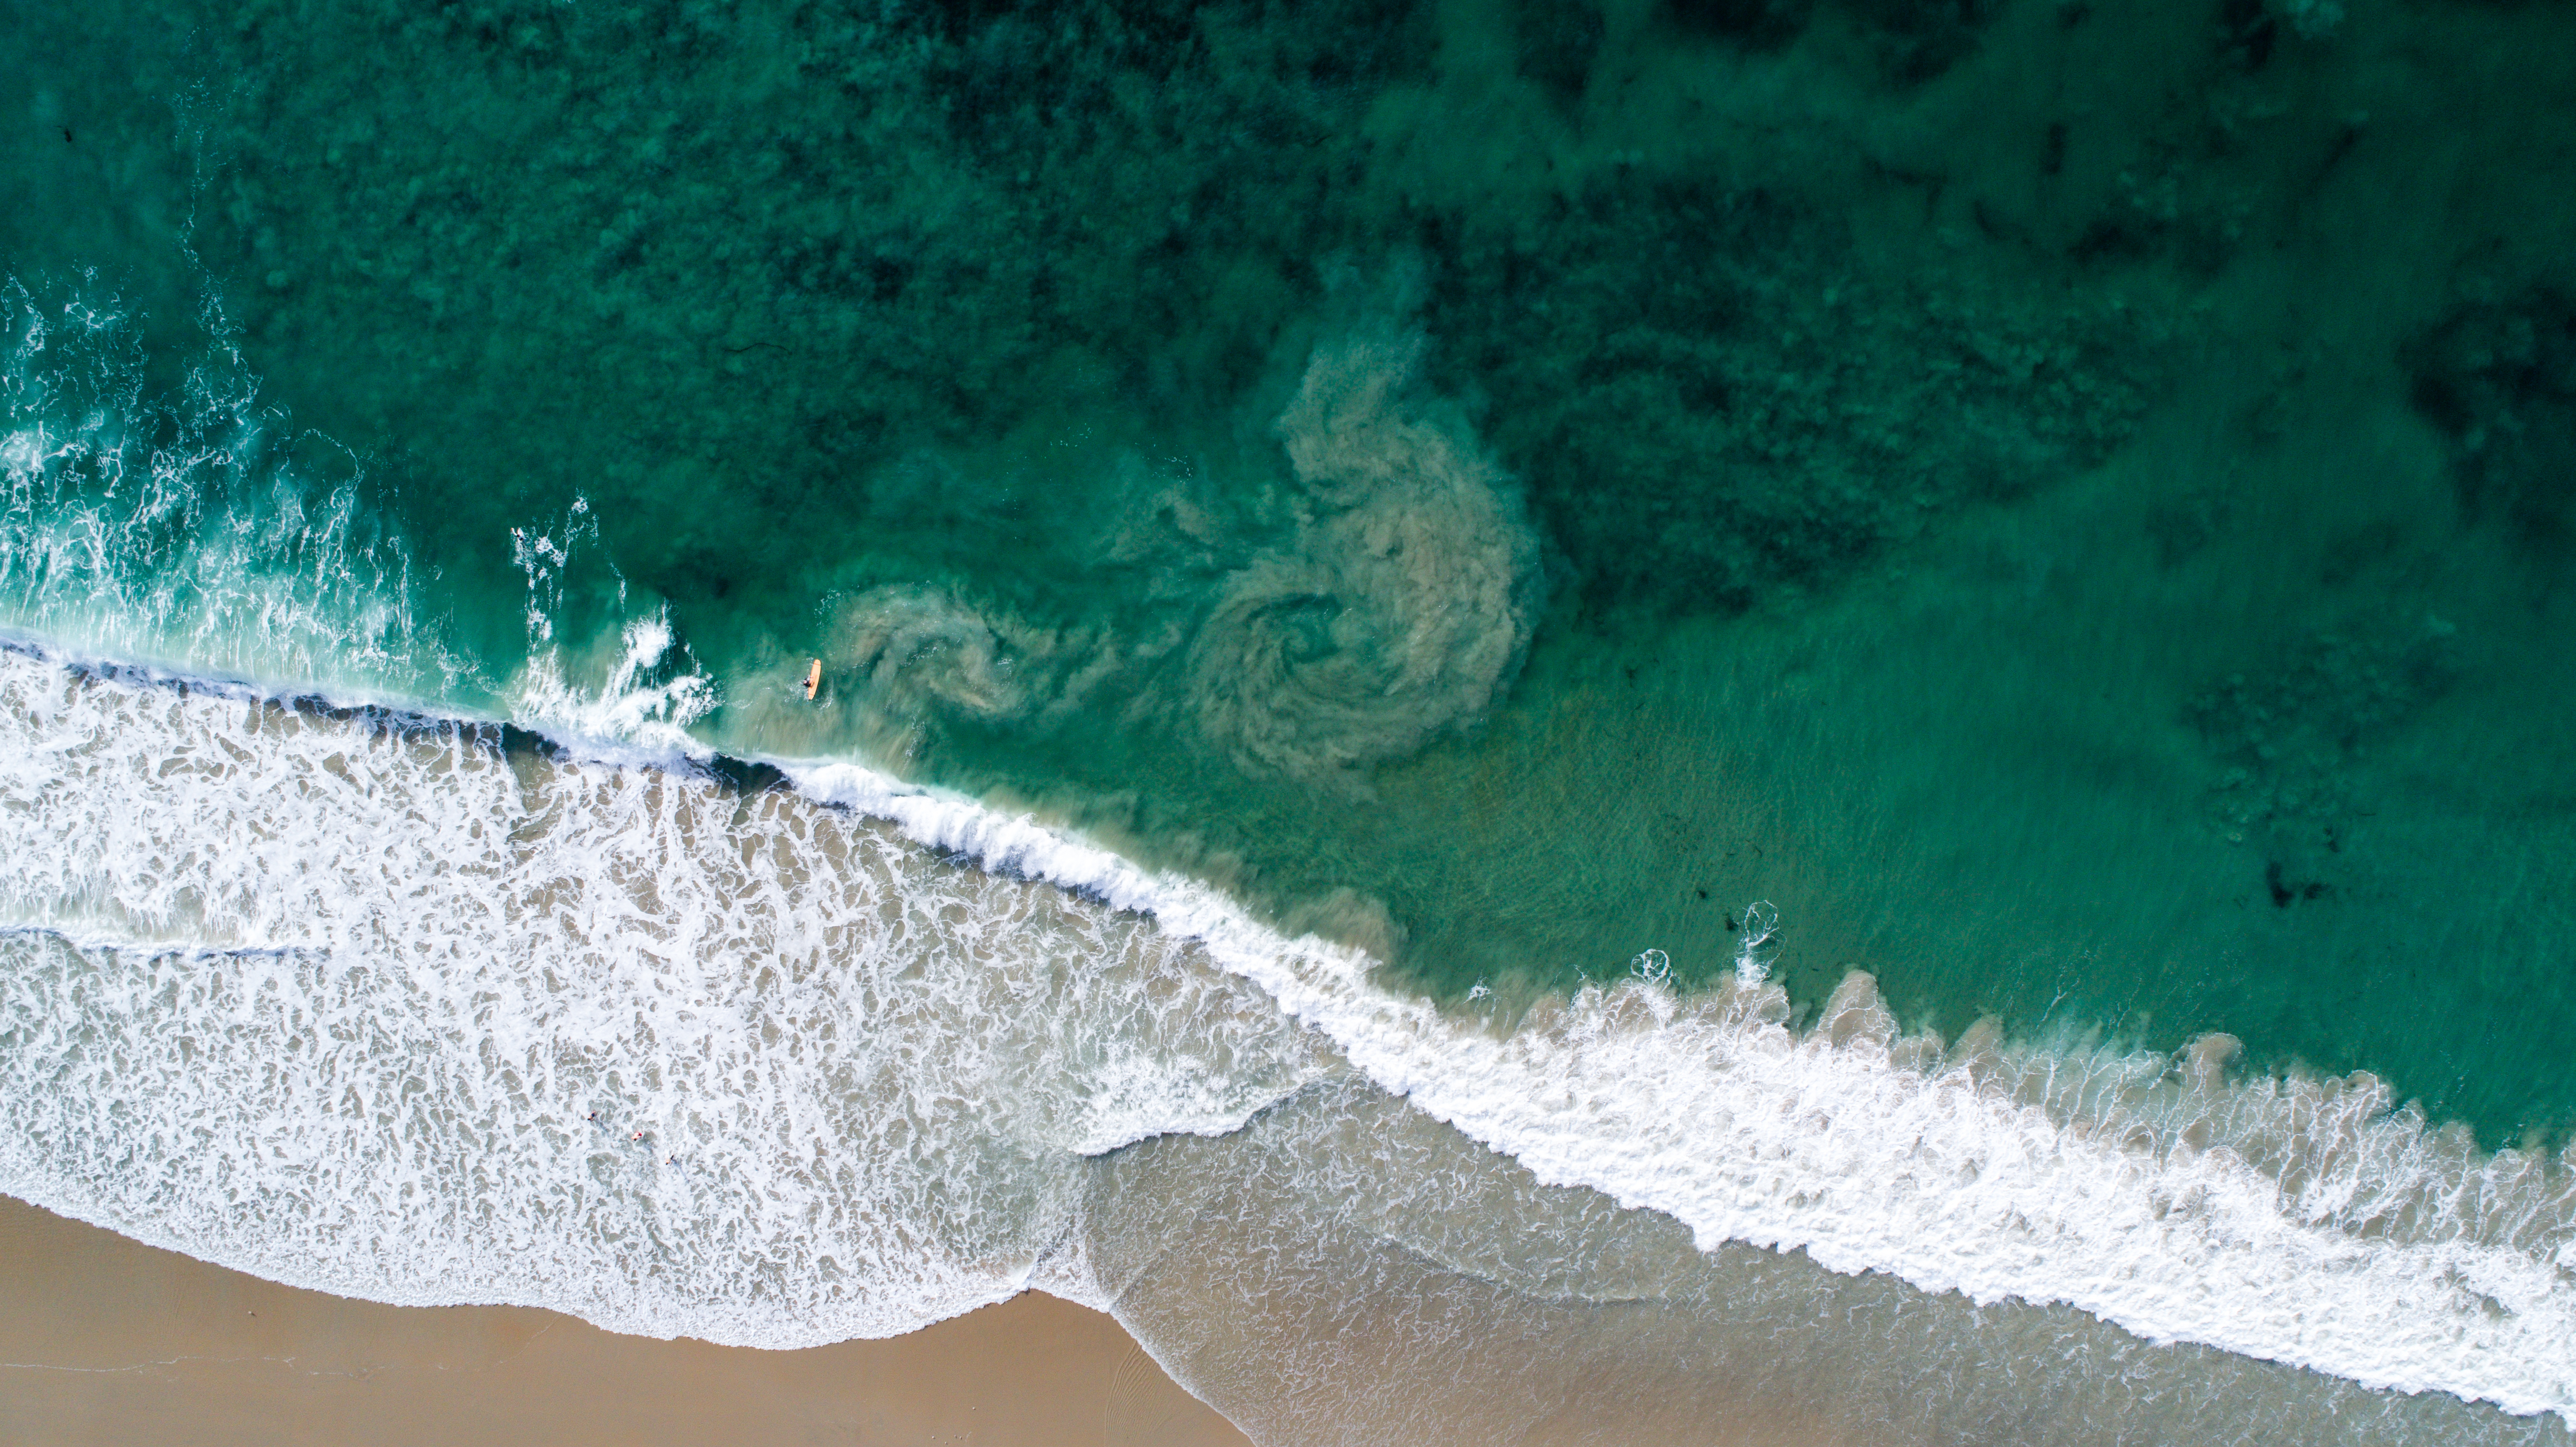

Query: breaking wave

[0,644,1321,1343]
[0,643,2569,1430]
[1,272,2570,1439]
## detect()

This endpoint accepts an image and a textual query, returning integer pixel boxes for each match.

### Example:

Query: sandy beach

[0,1194,1248,1447]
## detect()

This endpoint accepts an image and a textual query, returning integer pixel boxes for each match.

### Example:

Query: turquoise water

[7,0,2576,1438]
[8,0,2576,1128]
[34,0,2559,1132]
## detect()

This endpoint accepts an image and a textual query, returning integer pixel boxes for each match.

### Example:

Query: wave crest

[3,645,2573,1429]
[0,646,1322,1343]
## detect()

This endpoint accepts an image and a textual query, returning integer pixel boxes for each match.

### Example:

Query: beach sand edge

[0,1193,1249,1447]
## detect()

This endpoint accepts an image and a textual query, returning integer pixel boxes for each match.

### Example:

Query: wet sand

[0,1195,1249,1447]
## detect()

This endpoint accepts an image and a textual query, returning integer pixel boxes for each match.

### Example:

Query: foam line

[0,647,1320,1345]
[3,642,2572,1422]
[780,760,2576,1425]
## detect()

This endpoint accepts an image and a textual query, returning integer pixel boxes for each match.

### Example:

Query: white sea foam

[502,497,718,764]
[5,258,2565,1439]
[0,280,729,777]
[777,769,2576,1425]
[0,646,1322,1344]
[0,280,473,708]
[3,639,2574,1423]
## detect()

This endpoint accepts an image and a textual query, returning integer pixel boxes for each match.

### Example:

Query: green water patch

[9,0,2576,1141]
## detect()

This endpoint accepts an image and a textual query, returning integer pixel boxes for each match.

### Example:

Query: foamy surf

[0,644,2570,1429]
[789,761,2576,1426]
[0,644,1324,1343]
[0,281,477,711]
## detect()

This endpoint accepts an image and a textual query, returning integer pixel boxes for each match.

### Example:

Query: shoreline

[0,1194,1247,1447]
[2,641,2573,1422]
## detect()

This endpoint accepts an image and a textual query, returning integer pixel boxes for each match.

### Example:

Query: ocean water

[4,0,2576,1441]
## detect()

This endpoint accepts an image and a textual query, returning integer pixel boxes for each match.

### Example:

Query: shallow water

[5,0,2576,1439]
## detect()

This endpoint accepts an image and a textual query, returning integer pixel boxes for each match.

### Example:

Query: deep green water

[8,0,2576,1141]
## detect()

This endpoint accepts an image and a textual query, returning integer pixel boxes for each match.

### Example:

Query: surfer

[803,658,821,700]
